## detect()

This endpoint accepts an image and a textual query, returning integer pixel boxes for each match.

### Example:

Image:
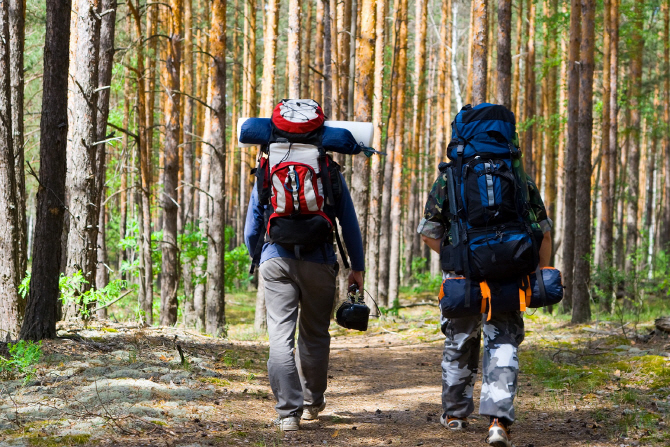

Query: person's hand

[348,270,364,292]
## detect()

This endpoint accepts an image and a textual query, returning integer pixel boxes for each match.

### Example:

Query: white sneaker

[302,398,327,420]
[274,415,300,431]
[487,418,514,447]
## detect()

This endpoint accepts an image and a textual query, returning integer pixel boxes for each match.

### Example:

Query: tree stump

[655,317,670,333]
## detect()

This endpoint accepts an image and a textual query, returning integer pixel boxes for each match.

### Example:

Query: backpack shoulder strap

[317,147,350,270]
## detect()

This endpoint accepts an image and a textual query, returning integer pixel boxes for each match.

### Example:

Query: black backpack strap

[249,208,271,274]
[318,149,350,270]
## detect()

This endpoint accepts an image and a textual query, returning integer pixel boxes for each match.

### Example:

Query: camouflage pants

[440,311,524,423]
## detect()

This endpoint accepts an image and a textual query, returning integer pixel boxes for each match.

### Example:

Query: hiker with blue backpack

[243,99,369,431]
[418,104,560,447]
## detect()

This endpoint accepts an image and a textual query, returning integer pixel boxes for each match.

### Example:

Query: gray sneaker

[302,399,327,420]
[274,415,300,431]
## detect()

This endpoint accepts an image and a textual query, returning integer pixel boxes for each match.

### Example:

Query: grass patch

[199,376,232,386]
[28,434,94,446]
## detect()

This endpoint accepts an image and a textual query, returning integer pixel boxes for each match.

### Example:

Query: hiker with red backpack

[418,104,558,447]
[243,99,368,431]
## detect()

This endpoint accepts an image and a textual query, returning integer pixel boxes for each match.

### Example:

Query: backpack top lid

[448,103,518,160]
[272,99,325,133]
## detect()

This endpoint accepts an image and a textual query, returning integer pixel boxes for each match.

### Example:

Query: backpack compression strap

[318,152,350,270]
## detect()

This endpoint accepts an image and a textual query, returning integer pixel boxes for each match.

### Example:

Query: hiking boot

[302,398,327,420]
[274,415,300,431]
[487,418,514,447]
[440,413,468,430]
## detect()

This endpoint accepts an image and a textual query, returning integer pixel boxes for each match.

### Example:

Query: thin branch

[106,122,139,143]
[91,290,133,313]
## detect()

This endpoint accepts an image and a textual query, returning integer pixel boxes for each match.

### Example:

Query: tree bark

[625,0,644,277]
[544,0,558,244]
[288,0,301,97]
[329,0,341,119]
[522,0,535,178]
[128,0,154,324]
[314,0,325,105]
[572,0,595,323]
[0,0,21,339]
[388,0,408,307]
[596,0,613,269]
[301,0,313,99]
[496,0,511,108]
[260,0,279,116]
[352,0,375,266]
[160,0,182,326]
[9,0,26,278]
[560,0,581,313]
[65,0,101,318]
[511,0,523,117]
[472,0,488,105]
[365,0,386,303]
[663,1,670,251]
[20,0,71,341]
[205,0,227,337]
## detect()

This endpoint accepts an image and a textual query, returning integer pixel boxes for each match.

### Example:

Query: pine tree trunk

[323,0,332,117]
[378,5,401,306]
[65,0,101,318]
[182,0,195,228]
[609,0,620,269]
[496,0,511,108]
[625,0,644,277]
[128,0,154,325]
[159,0,182,326]
[193,83,212,331]
[522,0,535,177]
[0,0,21,338]
[572,0,595,324]
[352,0,375,273]
[288,0,301,97]
[450,2,463,110]
[663,2,670,251]
[205,0,227,337]
[560,0,581,313]
[511,0,523,117]
[119,17,132,277]
[19,0,71,341]
[9,0,26,278]
[314,0,325,105]
[595,0,612,269]
[328,0,340,119]
[403,0,428,283]
[365,0,386,302]
[301,0,313,99]
[260,0,278,116]
[388,0,408,307]
[544,0,558,241]
[472,0,488,105]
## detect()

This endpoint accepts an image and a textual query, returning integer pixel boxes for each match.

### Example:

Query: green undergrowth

[27,434,94,447]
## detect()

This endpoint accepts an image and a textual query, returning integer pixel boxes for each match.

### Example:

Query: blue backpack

[440,103,543,282]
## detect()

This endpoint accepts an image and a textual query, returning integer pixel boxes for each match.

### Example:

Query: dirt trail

[1,318,650,447]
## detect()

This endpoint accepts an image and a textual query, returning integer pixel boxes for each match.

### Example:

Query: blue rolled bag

[435,103,563,320]
[438,267,564,320]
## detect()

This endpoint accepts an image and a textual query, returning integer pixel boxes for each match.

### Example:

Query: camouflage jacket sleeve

[527,178,553,233]
[417,169,450,240]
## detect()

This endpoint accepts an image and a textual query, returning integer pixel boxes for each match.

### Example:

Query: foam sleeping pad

[238,118,366,155]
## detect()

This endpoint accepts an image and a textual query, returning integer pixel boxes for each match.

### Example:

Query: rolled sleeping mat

[438,267,564,320]
[237,117,374,153]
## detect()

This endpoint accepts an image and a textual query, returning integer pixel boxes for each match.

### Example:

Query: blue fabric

[448,103,519,160]
[239,118,364,155]
[244,173,365,272]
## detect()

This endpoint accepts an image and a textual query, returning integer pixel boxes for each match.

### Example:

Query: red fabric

[270,162,324,214]
[271,101,325,133]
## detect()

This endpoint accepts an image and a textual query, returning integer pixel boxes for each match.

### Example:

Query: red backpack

[250,99,349,272]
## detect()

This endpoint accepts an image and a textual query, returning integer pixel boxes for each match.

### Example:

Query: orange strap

[480,281,492,321]
[438,280,445,302]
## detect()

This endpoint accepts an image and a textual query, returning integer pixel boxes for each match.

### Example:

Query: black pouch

[440,244,463,273]
[269,215,332,252]
[468,228,536,280]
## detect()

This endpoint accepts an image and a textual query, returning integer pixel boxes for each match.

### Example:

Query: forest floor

[1,292,670,447]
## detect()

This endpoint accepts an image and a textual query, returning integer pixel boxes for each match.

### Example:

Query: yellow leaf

[332,430,339,438]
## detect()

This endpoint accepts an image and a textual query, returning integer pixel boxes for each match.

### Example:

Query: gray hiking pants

[441,311,525,423]
[260,257,338,418]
